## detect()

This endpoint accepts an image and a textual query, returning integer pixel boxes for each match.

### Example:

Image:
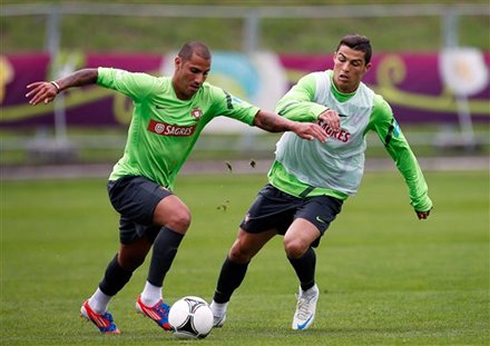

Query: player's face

[332,45,371,93]
[173,53,211,100]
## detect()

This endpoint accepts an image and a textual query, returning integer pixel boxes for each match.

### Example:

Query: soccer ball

[168,296,214,339]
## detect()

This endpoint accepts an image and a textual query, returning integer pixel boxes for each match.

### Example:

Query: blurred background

[1,0,489,173]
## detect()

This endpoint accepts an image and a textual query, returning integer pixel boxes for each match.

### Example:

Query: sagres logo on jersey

[191,107,203,120]
[148,119,196,137]
[318,120,351,143]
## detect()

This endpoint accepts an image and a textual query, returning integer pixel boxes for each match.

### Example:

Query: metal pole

[46,8,68,144]
[42,7,78,163]
[243,10,259,54]
[442,6,476,150]
[442,6,458,48]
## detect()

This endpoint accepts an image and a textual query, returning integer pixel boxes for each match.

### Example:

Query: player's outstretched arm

[26,68,99,105]
[253,110,327,142]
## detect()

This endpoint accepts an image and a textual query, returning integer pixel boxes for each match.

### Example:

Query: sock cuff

[162,227,184,239]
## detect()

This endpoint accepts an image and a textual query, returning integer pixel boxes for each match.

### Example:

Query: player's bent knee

[228,242,252,263]
[166,210,191,233]
[153,204,191,233]
[283,238,308,259]
[152,196,192,232]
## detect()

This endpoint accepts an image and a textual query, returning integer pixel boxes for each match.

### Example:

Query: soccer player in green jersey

[210,34,433,331]
[26,41,332,334]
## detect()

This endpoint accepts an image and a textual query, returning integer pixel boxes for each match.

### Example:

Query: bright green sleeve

[275,72,329,122]
[96,67,157,102]
[368,95,433,212]
[208,85,259,126]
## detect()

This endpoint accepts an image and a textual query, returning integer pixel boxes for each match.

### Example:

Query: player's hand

[318,109,341,131]
[292,122,327,143]
[415,208,432,220]
[25,81,58,105]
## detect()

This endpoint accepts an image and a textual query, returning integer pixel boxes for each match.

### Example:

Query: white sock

[210,300,228,317]
[88,288,112,314]
[303,284,319,295]
[140,281,162,306]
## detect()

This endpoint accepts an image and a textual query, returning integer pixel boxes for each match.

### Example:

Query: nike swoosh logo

[339,114,348,117]
[316,216,326,224]
[296,315,313,330]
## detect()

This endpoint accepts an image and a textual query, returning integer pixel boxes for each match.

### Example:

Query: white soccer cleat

[292,284,319,330]
[213,314,226,328]
[209,301,227,328]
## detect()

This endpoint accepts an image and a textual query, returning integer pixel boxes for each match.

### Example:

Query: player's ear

[174,56,182,70]
[364,61,372,73]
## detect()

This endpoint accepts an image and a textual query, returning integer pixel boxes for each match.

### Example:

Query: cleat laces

[295,293,316,320]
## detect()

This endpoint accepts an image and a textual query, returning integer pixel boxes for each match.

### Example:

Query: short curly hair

[336,34,372,64]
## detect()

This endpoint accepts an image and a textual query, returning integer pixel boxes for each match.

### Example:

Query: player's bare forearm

[254,110,327,142]
[55,68,98,91]
[253,110,290,132]
[26,68,98,105]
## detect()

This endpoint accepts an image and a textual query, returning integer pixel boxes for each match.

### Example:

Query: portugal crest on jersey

[191,107,203,120]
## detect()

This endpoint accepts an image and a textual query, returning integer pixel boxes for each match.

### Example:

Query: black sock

[213,256,249,303]
[99,254,133,296]
[147,227,183,287]
[288,247,316,291]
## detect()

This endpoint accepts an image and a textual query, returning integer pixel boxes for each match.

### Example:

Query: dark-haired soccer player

[26,41,334,334]
[210,34,433,331]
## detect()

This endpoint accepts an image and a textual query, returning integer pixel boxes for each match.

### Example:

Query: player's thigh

[152,194,191,232]
[283,218,322,257]
[290,195,343,249]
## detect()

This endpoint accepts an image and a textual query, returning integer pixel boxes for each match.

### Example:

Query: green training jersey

[269,70,432,212]
[97,67,260,190]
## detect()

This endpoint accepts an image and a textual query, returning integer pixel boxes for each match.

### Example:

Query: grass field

[1,171,489,345]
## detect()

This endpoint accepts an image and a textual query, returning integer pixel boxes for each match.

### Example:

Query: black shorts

[107,176,173,244]
[240,183,343,247]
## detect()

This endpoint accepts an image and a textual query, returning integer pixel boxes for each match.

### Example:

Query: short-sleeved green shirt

[97,67,260,190]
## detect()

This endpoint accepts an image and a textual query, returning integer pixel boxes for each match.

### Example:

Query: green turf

[1,171,489,345]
